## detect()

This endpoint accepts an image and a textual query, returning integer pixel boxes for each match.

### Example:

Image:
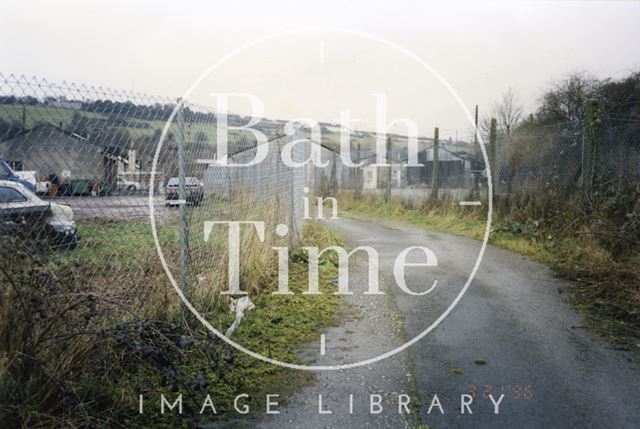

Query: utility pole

[582,98,599,203]
[385,136,392,202]
[489,118,497,197]
[430,127,440,203]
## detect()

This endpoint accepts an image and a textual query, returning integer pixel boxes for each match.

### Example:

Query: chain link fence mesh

[0,74,321,316]
[492,118,640,199]
[1,73,639,311]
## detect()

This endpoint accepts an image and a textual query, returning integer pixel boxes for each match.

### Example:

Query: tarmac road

[46,195,171,221]
[257,216,640,428]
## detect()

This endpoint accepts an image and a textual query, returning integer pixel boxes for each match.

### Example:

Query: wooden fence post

[582,98,599,202]
[489,118,497,197]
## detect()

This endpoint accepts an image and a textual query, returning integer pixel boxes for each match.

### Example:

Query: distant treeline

[0,95,223,124]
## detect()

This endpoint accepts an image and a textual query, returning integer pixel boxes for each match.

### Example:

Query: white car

[165,177,204,206]
[13,170,51,195]
[36,181,52,195]
[0,180,78,249]
[14,170,37,187]
[117,177,142,192]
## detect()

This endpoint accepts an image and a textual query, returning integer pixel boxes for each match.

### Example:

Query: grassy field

[1,103,468,155]
[337,192,640,346]
[0,104,106,128]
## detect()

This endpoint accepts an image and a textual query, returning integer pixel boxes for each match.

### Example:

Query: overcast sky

[1,0,639,139]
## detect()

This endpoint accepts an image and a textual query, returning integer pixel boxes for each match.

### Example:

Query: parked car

[165,177,204,206]
[117,176,142,193]
[13,170,51,195]
[36,180,52,195]
[0,160,37,193]
[0,180,79,249]
[14,170,36,187]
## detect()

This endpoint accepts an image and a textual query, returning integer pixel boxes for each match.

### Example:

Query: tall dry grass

[0,190,300,427]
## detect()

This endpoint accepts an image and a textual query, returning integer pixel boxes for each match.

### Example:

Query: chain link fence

[0,73,324,316]
[491,117,640,201]
[1,73,639,306]
[330,117,640,206]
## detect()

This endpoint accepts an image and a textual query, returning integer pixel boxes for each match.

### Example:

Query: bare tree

[479,87,524,140]
[494,87,523,136]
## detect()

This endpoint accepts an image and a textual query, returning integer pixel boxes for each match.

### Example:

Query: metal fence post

[385,136,392,202]
[176,99,188,313]
[505,132,514,197]
[330,149,338,194]
[355,141,362,198]
[287,136,295,250]
[473,104,480,190]
[430,127,440,203]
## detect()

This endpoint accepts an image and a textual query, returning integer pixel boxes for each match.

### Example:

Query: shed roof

[1,123,130,160]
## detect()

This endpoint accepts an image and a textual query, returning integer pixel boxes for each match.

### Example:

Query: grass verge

[338,192,640,346]
[125,221,343,427]
[0,218,342,427]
